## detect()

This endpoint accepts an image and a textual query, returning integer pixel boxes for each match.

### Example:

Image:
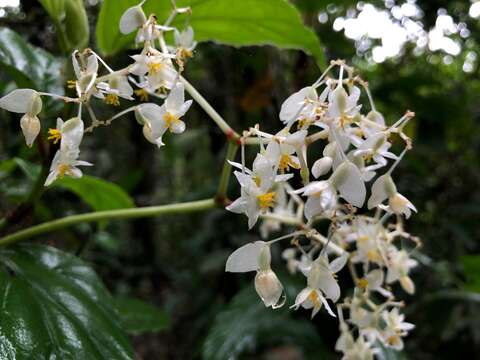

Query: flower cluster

[0,1,195,186]
[226,61,420,356]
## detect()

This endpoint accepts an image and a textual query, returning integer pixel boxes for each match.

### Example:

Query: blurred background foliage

[0,0,479,359]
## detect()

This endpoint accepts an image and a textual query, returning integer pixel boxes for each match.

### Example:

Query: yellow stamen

[358,235,369,244]
[279,154,300,173]
[367,249,381,262]
[148,62,164,74]
[257,192,276,210]
[363,153,373,163]
[67,80,77,89]
[387,335,400,346]
[163,112,180,131]
[134,89,149,102]
[104,94,120,106]
[339,114,353,128]
[57,164,72,178]
[357,278,369,290]
[254,176,261,187]
[308,290,321,308]
[178,47,193,59]
[47,128,62,144]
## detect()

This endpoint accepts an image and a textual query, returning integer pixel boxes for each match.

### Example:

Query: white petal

[329,253,348,273]
[368,175,388,209]
[331,161,366,208]
[279,86,317,123]
[225,241,267,273]
[0,89,37,113]
[119,5,147,34]
[60,117,84,151]
[312,157,332,178]
[166,82,185,111]
[319,295,337,317]
[170,120,185,134]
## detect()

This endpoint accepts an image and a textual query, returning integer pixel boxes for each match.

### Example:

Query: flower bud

[399,275,415,294]
[20,114,40,147]
[389,193,408,213]
[257,245,271,271]
[312,157,332,178]
[254,269,285,308]
[332,86,348,113]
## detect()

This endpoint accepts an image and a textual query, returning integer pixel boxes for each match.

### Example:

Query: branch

[0,198,216,247]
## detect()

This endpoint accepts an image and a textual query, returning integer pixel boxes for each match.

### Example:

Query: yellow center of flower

[278,154,300,173]
[257,192,276,210]
[254,176,262,187]
[163,112,180,130]
[104,94,120,106]
[357,278,369,290]
[134,88,149,102]
[57,164,73,178]
[367,249,381,262]
[148,62,164,74]
[47,129,62,144]
[363,153,373,163]
[308,290,321,308]
[339,114,353,128]
[178,48,193,59]
[387,335,400,346]
[358,235,369,244]
[67,80,77,89]
[297,117,312,129]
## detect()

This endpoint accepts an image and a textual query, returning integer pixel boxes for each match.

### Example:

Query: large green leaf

[0,27,63,94]
[115,296,170,335]
[96,0,325,67]
[202,285,330,360]
[54,175,135,211]
[0,244,134,359]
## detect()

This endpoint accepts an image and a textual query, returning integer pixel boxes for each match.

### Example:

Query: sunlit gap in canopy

[318,0,476,73]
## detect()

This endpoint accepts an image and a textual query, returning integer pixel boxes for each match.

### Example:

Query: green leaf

[0,27,63,94]
[54,175,135,211]
[203,285,330,360]
[96,0,325,67]
[0,244,134,359]
[13,157,41,181]
[115,296,170,335]
[461,255,480,292]
[38,0,89,53]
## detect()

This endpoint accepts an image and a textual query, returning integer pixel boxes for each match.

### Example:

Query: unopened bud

[27,93,42,116]
[254,269,284,308]
[258,245,271,271]
[20,114,40,147]
[400,275,415,294]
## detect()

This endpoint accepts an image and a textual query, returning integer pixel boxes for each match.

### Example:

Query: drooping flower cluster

[0,1,195,186]
[226,61,420,356]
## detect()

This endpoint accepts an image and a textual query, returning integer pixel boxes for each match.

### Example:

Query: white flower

[173,26,197,59]
[119,1,173,43]
[130,48,177,91]
[380,308,414,350]
[368,174,417,218]
[135,82,192,147]
[292,181,337,221]
[264,130,307,174]
[0,88,43,147]
[279,86,318,126]
[225,242,285,308]
[72,51,99,97]
[338,334,378,360]
[349,218,385,266]
[352,132,397,169]
[291,253,347,318]
[227,154,292,228]
[45,118,92,186]
[327,85,361,128]
[386,247,417,294]
[356,269,392,297]
[96,74,134,105]
[312,156,333,178]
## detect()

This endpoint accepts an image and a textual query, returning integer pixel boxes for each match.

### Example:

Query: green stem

[0,199,216,247]
[180,76,241,141]
[216,142,239,203]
